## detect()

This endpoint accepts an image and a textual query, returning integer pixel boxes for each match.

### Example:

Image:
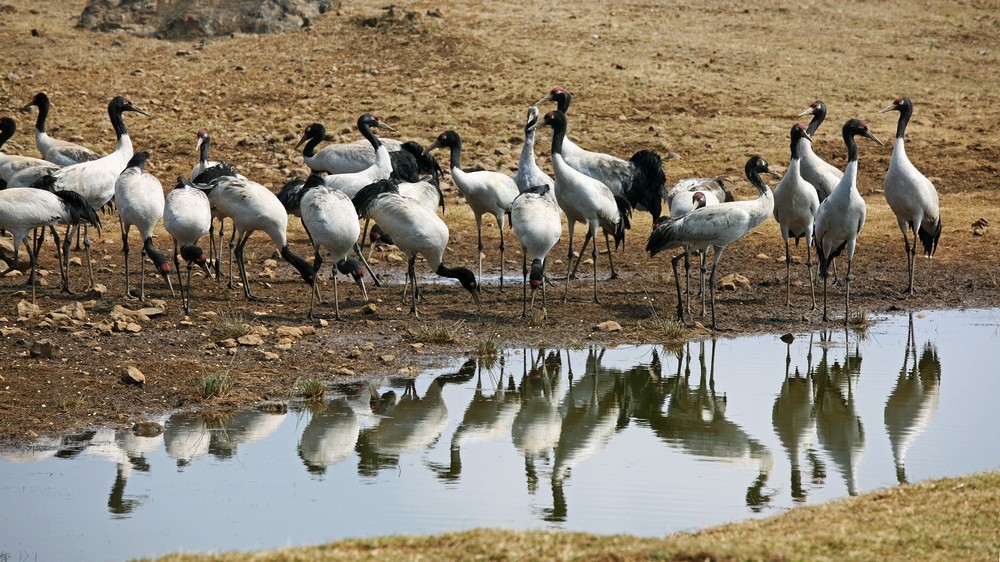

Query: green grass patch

[297,378,326,401]
[202,371,230,399]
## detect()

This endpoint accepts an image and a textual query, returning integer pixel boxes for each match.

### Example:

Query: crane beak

[766,167,782,179]
[128,105,151,117]
[877,105,896,114]
[864,130,884,146]
[532,94,553,106]
[295,133,310,149]
[161,268,176,297]
[376,121,397,133]
[801,130,813,142]
[354,275,369,303]
[797,107,815,117]
[195,136,204,151]
[426,139,442,152]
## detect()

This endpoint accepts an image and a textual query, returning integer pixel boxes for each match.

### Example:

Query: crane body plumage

[299,175,368,319]
[542,110,630,304]
[773,123,820,308]
[352,179,481,317]
[23,92,100,166]
[511,183,561,318]
[428,129,519,291]
[814,119,883,324]
[879,97,941,295]
[648,156,777,329]
[164,177,213,314]
[114,151,173,300]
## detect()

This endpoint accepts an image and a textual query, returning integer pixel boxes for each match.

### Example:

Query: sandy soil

[1,0,998,447]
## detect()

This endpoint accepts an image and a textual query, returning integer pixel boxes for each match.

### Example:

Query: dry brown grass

[142,472,1000,562]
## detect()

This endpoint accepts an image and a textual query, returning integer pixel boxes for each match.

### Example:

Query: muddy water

[2,309,998,561]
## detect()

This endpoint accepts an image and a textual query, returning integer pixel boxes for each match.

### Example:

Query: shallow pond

[2,309,999,561]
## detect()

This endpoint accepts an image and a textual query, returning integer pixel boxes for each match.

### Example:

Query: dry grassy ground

[0,0,998,445]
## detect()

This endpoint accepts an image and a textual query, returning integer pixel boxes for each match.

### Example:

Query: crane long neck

[0,123,14,148]
[199,136,211,164]
[745,168,770,198]
[447,137,463,172]
[789,133,801,160]
[844,131,860,163]
[894,105,912,140]
[34,97,49,133]
[805,107,825,137]
[110,106,129,140]
[359,121,383,152]
[549,119,566,156]
[556,93,571,113]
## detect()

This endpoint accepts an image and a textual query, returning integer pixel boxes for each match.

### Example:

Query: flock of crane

[0,87,941,329]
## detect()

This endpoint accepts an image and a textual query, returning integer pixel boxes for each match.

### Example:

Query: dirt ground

[1,0,998,448]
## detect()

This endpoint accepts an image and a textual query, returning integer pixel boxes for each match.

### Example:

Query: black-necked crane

[164,177,213,315]
[773,123,820,309]
[352,179,481,318]
[22,92,100,166]
[191,130,246,284]
[814,119,883,325]
[194,173,315,300]
[664,177,732,318]
[797,100,843,202]
[296,119,434,184]
[316,114,397,199]
[33,95,149,292]
[513,106,554,193]
[427,129,519,291]
[879,97,941,295]
[0,188,101,302]
[299,174,369,320]
[511,183,561,318]
[191,129,220,179]
[114,151,173,300]
[541,110,630,304]
[647,156,778,330]
[0,117,54,184]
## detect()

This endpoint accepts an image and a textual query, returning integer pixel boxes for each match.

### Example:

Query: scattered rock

[594,320,623,332]
[112,320,130,332]
[346,348,363,359]
[219,338,238,348]
[317,319,329,327]
[69,257,83,266]
[755,253,770,261]
[379,354,396,363]
[276,326,303,339]
[972,218,990,236]
[719,273,750,290]
[298,325,316,335]
[361,303,378,315]
[263,259,278,269]
[275,342,292,351]
[334,366,356,377]
[361,342,375,352]
[259,351,280,361]
[30,339,61,359]
[1,327,26,337]
[122,366,145,385]
[238,334,264,346]
[137,307,165,318]
[780,333,795,344]
[16,300,41,318]
[410,343,424,349]
[4,269,23,278]
[87,284,108,298]
[125,322,142,333]
[53,302,88,321]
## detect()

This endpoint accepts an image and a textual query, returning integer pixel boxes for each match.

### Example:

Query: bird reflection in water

[814,329,865,495]
[772,334,817,503]
[884,313,941,484]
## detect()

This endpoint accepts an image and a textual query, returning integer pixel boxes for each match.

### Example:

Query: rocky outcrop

[77,0,338,39]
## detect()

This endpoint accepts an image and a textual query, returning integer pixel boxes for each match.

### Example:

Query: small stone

[276,326,303,339]
[755,253,770,261]
[69,257,83,266]
[3,269,22,278]
[112,320,129,332]
[780,333,795,344]
[361,342,375,351]
[47,313,73,325]
[334,366,356,377]
[298,325,316,336]
[594,320,623,332]
[361,303,378,315]
[1,327,25,337]
[347,348,363,359]
[16,300,41,318]
[220,338,238,348]
[317,319,329,327]
[109,305,135,322]
[385,253,404,263]
[275,342,292,351]
[364,319,376,327]
[125,322,142,333]
[137,307,165,318]
[582,258,594,266]
[379,354,396,363]
[95,321,113,334]
[238,334,264,346]
[198,311,218,319]
[720,281,737,291]
[260,351,280,361]
[87,284,107,298]
[410,343,424,349]
[30,339,61,359]
[263,259,278,268]
[123,366,145,385]
[251,325,270,336]
[719,273,750,290]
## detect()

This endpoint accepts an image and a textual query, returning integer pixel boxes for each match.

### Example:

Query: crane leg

[671,252,685,321]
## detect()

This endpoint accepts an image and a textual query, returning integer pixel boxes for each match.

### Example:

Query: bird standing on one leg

[879,97,941,295]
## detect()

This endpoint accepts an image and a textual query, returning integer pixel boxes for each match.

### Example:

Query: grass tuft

[477,336,500,358]
[297,378,326,401]
[848,309,871,332]
[211,310,253,341]
[660,319,686,340]
[414,323,459,344]
[202,371,230,399]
